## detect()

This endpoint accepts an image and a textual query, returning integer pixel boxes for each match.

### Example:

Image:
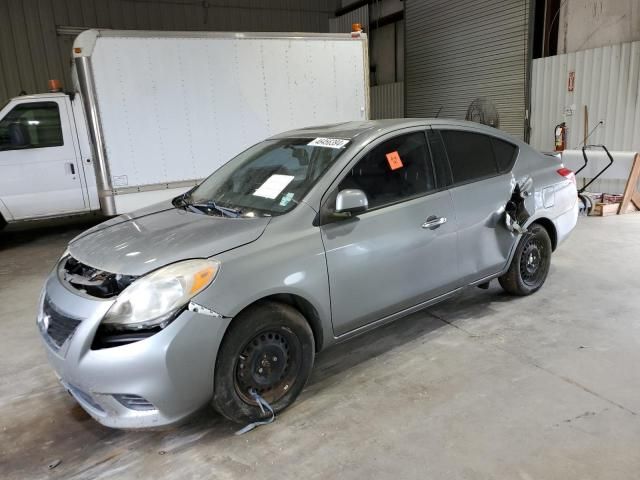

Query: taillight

[557,167,576,185]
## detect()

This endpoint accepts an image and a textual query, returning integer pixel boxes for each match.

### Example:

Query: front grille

[113,394,157,411]
[42,296,81,350]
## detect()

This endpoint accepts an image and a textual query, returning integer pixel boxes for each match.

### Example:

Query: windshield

[186,137,348,216]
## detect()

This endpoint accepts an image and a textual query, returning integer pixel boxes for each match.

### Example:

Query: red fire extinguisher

[554,122,567,151]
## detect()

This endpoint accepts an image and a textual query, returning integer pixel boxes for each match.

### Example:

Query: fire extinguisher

[554,122,567,151]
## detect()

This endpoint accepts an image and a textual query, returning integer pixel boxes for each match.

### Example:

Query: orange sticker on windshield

[386,151,403,170]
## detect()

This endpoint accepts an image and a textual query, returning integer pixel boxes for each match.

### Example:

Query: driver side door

[320,129,459,336]
[0,98,87,220]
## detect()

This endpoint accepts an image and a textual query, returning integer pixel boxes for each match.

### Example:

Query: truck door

[0,97,87,220]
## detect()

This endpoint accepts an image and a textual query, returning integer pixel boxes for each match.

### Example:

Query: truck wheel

[499,223,552,296]
[212,301,315,424]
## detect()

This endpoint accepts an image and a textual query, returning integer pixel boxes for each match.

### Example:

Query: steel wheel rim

[519,237,547,286]
[234,328,302,405]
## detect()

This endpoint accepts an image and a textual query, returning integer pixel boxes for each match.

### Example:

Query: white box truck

[0,29,368,226]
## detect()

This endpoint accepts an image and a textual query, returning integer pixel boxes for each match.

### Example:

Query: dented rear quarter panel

[513,144,579,245]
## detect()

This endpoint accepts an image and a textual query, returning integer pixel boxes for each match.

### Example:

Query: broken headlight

[102,259,220,330]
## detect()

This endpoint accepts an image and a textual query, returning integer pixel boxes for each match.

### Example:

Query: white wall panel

[530,41,640,153]
[371,81,404,119]
[561,150,639,194]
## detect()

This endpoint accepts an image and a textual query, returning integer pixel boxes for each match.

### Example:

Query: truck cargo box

[73,30,369,215]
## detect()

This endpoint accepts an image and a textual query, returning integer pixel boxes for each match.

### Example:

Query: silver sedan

[37,119,579,428]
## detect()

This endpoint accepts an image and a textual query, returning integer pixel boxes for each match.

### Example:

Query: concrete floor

[1,215,639,479]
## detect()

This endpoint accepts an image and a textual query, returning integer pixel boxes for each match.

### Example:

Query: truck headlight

[102,259,220,329]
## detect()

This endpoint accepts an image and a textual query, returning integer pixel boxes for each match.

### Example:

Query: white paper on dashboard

[253,174,295,199]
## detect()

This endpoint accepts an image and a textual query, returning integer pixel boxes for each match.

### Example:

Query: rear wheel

[499,224,552,296]
[212,301,315,424]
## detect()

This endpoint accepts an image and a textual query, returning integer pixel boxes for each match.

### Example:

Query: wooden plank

[618,153,640,214]
[595,203,620,217]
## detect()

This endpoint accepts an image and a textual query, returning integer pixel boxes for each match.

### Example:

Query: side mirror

[334,189,368,217]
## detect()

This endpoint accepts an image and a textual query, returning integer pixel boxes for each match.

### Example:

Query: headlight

[102,259,220,329]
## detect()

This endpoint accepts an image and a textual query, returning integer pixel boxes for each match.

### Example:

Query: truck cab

[0,92,98,225]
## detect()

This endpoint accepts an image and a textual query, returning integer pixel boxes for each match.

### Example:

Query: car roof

[269,118,522,145]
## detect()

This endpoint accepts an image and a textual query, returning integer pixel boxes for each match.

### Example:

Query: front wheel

[212,301,315,424]
[499,224,552,296]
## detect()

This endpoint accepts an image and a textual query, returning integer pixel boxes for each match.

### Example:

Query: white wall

[558,0,640,53]
[530,41,640,153]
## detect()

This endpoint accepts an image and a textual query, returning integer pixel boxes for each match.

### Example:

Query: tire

[212,301,315,424]
[499,223,552,296]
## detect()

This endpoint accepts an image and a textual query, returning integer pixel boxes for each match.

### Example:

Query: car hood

[69,203,271,276]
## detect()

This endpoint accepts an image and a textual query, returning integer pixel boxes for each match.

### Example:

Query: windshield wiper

[173,192,243,218]
[187,200,242,218]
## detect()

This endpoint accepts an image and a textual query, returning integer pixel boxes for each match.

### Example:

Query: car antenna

[435,106,443,118]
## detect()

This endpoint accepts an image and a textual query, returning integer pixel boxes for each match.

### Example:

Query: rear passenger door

[428,127,519,283]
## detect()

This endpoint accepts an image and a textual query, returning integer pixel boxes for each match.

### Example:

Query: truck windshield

[186,138,348,216]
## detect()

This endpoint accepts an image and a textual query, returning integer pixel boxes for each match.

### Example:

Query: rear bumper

[37,269,231,429]
[554,196,579,248]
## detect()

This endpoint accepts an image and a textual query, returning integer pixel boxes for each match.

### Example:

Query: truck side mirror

[8,122,30,148]
[334,189,368,217]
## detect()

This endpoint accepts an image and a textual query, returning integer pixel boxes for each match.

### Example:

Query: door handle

[422,216,447,230]
[66,162,76,175]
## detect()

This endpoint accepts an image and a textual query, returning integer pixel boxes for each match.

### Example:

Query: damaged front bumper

[36,270,232,429]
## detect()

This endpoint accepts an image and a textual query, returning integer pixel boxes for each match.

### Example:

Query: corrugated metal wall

[530,41,640,153]
[370,81,404,118]
[329,4,368,33]
[0,0,336,103]
[404,0,532,139]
